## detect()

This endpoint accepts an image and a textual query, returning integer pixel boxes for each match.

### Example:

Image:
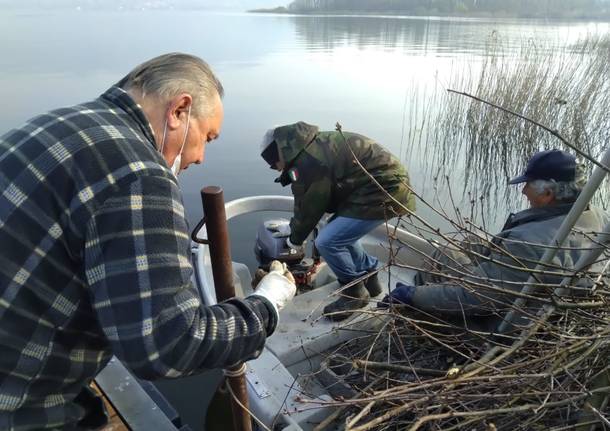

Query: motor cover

[254,218,304,265]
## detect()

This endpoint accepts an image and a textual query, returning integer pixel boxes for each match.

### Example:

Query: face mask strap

[171,104,192,176]
[178,104,192,156]
[158,104,192,174]
[159,103,192,155]
[159,118,169,154]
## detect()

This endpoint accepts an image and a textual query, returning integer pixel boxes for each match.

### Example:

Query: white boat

[191,195,435,430]
[91,193,429,431]
[94,146,610,429]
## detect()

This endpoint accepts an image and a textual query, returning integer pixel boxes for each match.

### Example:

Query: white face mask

[159,104,192,177]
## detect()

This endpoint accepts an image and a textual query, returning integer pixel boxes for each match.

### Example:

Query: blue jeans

[314,216,383,284]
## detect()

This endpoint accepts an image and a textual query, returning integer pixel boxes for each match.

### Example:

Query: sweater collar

[502,202,575,231]
[100,86,157,148]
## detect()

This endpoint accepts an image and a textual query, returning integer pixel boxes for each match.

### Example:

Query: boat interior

[93,195,435,431]
[190,195,434,430]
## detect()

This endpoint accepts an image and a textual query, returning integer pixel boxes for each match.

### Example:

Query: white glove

[266,220,291,238]
[286,237,305,255]
[250,260,296,317]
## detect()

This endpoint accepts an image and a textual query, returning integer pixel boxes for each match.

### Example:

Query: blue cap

[509,150,576,185]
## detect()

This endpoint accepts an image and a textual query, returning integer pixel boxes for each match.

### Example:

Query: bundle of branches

[304,146,610,429]
[309,237,610,430]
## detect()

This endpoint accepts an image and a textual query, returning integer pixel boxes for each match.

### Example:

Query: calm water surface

[0,9,608,429]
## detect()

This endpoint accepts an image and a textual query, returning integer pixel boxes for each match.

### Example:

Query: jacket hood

[273,122,319,165]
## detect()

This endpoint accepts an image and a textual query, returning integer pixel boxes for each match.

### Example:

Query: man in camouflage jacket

[260,121,415,320]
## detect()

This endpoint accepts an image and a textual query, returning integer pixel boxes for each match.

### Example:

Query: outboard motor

[254,219,304,265]
[254,218,320,291]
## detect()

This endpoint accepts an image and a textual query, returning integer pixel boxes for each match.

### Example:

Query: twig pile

[310,146,610,430]
[313,296,609,430]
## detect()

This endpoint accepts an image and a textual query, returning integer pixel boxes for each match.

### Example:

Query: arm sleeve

[83,175,277,379]
[289,179,332,245]
[288,158,332,245]
[410,232,541,318]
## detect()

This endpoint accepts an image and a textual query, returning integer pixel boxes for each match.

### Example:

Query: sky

[0,0,285,11]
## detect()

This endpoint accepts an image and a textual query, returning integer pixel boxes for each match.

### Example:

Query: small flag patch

[288,168,299,182]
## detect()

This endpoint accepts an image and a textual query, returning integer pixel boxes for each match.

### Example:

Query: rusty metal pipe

[200,186,252,431]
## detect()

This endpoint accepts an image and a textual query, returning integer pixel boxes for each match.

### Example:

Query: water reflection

[288,14,610,227]
[0,10,605,235]
[290,14,602,54]
[292,15,435,52]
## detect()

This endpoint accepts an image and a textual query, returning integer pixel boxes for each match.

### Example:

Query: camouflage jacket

[273,122,415,245]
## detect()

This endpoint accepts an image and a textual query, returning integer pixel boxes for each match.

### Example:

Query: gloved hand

[266,220,291,238]
[251,268,269,290]
[250,260,296,317]
[286,237,305,255]
[377,282,416,308]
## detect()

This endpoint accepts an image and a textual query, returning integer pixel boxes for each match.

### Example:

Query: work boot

[323,281,370,322]
[364,271,383,297]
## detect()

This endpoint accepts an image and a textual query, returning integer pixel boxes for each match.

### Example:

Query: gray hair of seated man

[529,162,587,203]
[117,52,224,117]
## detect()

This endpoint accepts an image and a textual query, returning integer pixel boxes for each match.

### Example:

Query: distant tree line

[285,0,610,18]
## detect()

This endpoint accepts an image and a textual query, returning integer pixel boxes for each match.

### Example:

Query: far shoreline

[248,7,610,21]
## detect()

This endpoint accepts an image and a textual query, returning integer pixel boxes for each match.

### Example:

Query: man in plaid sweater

[0,53,295,430]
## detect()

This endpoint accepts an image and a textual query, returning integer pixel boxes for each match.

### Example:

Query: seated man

[260,122,416,321]
[385,149,608,332]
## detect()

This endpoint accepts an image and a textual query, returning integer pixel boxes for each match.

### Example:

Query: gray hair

[529,162,587,203]
[117,53,224,117]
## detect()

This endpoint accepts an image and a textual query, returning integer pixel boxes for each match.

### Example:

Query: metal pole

[201,186,253,431]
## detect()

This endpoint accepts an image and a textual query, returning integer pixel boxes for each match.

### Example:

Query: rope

[224,374,273,431]
[223,362,247,378]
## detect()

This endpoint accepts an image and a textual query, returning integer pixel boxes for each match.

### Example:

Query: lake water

[0,9,608,429]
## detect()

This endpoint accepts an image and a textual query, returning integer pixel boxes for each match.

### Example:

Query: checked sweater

[0,87,276,430]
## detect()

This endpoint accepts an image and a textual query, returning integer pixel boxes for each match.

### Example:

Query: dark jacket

[273,122,416,245]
